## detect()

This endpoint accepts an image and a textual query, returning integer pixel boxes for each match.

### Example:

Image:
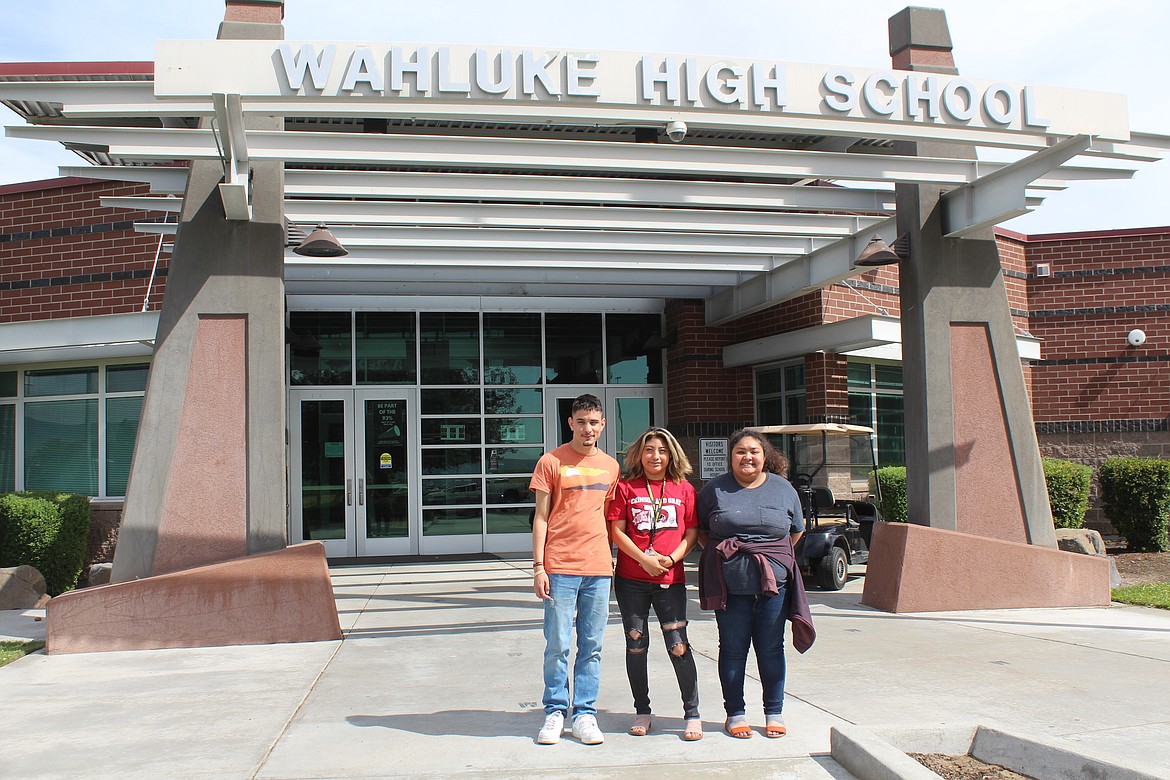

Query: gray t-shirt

[697,472,805,594]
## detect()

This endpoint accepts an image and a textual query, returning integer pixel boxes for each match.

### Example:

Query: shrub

[1098,458,1170,552]
[872,466,908,523]
[1042,458,1092,529]
[0,493,92,595]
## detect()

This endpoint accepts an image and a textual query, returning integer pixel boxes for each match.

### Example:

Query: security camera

[665,120,687,143]
[1127,328,1147,347]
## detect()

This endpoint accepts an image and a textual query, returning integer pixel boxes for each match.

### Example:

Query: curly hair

[728,428,789,478]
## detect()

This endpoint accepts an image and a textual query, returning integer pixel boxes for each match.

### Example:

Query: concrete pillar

[112,1,288,581]
[891,7,1055,547]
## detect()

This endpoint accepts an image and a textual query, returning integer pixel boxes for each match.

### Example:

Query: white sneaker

[572,714,605,745]
[537,711,565,744]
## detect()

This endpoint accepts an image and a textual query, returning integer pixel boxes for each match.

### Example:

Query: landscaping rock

[1055,527,1106,556]
[0,565,50,610]
[87,563,113,587]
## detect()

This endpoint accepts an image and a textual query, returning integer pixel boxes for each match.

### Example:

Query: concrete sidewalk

[1,557,1168,779]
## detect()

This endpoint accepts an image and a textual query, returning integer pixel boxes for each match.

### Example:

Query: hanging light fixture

[854,234,903,267]
[293,223,348,257]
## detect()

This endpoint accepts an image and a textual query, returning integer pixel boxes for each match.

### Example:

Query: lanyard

[644,477,665,550]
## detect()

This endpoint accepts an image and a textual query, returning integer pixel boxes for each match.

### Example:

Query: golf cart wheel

[815,546,848,590]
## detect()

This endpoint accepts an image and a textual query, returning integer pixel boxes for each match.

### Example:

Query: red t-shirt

[606,477,697,584]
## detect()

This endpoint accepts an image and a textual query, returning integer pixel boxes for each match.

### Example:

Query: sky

[1,0,1167,234]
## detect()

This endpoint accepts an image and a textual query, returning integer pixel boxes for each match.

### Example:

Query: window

[289,312,353,386]
[606,313,663,384]
[848,361,905,468]
[755,362,806,425]
[3,363,148,497]
[356,312,416,384]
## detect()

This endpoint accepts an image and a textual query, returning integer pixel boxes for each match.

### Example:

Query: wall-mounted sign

[379,452,393,470]
[324,441,344,458]
[699,438,728,480]
[154,41,1129,142]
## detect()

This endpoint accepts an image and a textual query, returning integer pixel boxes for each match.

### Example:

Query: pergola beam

[212,93,251,220]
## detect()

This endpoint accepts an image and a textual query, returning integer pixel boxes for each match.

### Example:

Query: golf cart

[748,423,883,590]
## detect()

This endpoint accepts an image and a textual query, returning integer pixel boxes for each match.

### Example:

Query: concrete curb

[830,723,1166,780]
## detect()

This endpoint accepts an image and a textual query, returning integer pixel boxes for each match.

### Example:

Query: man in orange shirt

[530,393,620,745]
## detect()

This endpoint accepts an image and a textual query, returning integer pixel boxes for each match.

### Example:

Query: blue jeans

[715,589,790,717]
[542,574,611,717]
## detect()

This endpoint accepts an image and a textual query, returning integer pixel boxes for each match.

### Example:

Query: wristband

[666,554,676,566]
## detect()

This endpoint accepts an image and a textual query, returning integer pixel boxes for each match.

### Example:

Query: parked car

[748,423,884,590]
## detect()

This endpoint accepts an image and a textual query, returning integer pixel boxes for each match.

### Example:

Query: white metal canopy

[2,42,1166,319]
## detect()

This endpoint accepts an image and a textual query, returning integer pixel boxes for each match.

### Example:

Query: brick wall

[0,178,169,323]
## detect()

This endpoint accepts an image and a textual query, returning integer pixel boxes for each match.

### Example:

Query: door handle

[346,478,353,506]
[358,478,365,505]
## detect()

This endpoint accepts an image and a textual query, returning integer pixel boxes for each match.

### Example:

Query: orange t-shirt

[529,443,620,577]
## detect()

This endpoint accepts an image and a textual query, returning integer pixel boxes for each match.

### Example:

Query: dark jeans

[714,588,790,717]
[613,576,700,719]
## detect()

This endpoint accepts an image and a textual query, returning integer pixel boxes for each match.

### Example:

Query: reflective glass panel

[422,478,483,506]
[483,313,542,385]
[0,405,13,492]
[848,392,872,428]
[876,364,903,391]
[363,399,409,539]
[487,446,543,475]
[106,364,149,393]
[485,417,542,445]
[290,312,352,386]
[847,362,872,388]
[422,448,482,475]
[421,388,481,415]
[423,507,482,536]
[25,367,97,397]
[420,312,480,385]
[545,313,602,384]
[24,399,98,494]
[785,393,807,425]
[422,418,481,445]
[487,507,534,535]
[611,397,654,456]
[105,396,143,496]
[0,372,15,398]
[785,363,806,391]
[485,388,542,415]
[487,476,531,505]
[606,313,663,384]
[356,312,416,385]
[756,367,783,396]
[300,400,346,540]
[757,397,784,425]
[876,394,906,468]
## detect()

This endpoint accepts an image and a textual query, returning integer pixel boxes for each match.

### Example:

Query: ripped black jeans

[613,576,700,719]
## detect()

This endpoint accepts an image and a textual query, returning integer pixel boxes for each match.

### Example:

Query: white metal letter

[905,75,942,120]
[390,46,431,94]
[751,63,787,109]
[821,69,857,112]
[566,53,600,97]
[277,44,335,92]
[640,57,680,103]
[942,79,977,121]
[1022,87,1051,129]
[521,50,561,96]
[437,46,471,94]
[705,63,746,105]
[862,73,897,116]
[475,48,514,94]
[341,47,384,92]
[684,58,700,103]
[982,83,1018,125]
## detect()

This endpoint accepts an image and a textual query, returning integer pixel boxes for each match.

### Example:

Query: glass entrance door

[290,388,417,557]
[544,387,664,462]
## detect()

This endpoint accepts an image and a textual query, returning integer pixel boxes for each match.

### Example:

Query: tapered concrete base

[861,522,1111,613]
[46,542,341,654]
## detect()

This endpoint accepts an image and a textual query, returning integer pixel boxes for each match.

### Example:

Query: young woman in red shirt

[607,427,702,741]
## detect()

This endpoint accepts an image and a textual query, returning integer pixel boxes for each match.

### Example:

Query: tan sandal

[683,718,703,741]
[628,714,652,736]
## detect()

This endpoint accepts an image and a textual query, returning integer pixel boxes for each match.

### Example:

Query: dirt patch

[1112,552,1170,587]
[910,752,1033,779]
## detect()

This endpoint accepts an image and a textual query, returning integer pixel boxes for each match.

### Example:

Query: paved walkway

[2,558,1169,779]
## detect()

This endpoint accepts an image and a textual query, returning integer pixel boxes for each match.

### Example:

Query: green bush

[0,493,92,595]
[1098,458,1170,552]
[872,466,908,523]
[1042,458,1092,529]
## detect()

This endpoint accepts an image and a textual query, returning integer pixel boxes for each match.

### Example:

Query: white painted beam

[212,93,251,220]
[58,165,188,194]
